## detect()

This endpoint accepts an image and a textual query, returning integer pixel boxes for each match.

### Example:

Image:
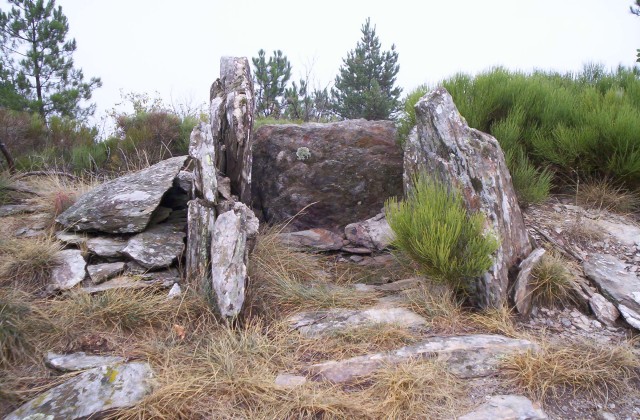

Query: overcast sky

[2,0,639,131]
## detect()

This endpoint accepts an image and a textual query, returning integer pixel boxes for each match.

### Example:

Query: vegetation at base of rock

[529,252,577,308]
[332,18,402,121]
[253,117,303,130]
[574,178,640,214]
[0,173,9,205]
[385,174,499,294]
[0,237,62,290]
[501,339,640,402]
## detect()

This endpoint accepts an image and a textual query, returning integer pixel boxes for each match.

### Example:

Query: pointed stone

[186,199,215,283]
[513,248,546,316]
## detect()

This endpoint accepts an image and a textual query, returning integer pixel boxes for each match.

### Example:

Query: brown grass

[501,339,640,402]
[563,215,605,245]
[575,178,639,214]
[529,252,577,308]
[0,237,63,291]
[325,323,419,357]
[403,283,468,333]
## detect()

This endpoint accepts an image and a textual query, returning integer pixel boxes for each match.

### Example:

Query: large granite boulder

[56,156,188,233]
[406,88,531,308]
[252,119,403,232]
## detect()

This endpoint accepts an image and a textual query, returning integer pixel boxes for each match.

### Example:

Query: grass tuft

[529,252,577,308]
[0,237,63,291]
[501,339,640,402]
[575,178,640,214]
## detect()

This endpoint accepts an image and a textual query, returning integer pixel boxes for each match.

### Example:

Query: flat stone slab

[122,223,186,269]
[0,204,36,217]
[5,362,153,420]
[583,253,640,330]
[56,156,187,233]
[288,306,426,336]
[49,249,86,292]
[45,352,126,372]
[594,219,640,247]
[459,395,548,420]
[304,334,537,382]
[278,228,344,252]
[82,273,177,293]
[87,262,126,284]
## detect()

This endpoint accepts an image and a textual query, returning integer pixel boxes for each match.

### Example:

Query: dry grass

[0,237,63,291]
[326,323,418,357]
[403,283,468,333]
[501,339,640,402]
[575,178,640,214]
[529,252,577,308]
[563,215,605,245]
[468,306,521,338]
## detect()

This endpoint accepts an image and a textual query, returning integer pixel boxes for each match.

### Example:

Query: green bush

[385,174,499,293]
[396,84,429,146]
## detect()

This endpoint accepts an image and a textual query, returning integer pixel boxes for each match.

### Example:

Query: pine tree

[0,0,101,120]
[252,49,291,119]
[332,18,401,120]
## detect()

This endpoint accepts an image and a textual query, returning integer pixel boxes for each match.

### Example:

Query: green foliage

[0,0,101,120]
[396,84,429,145]
[332,18,402,120]
[385,174,499,293]
[252,49,292,119]
[254,117,303,130]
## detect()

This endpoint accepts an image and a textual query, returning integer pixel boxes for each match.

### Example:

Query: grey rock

[405,87,531,308]
[122,223,186,269]
[185,199,215,283]
[288,306,426,337]
[341,246,373,255]
[589,293,620,327]
[594,219,640,247]
[583,253,640,330]
[217,174,232,200]
[278,228,344,252]
[87,262,126,284]
[167,283,182,299]
[49,249,86,291]
[344,212,394,251]
[0,204,36,217]
[189,123,218,203]
[252,119,403,232]
[274,373,307,389]
[210,202,258,318]
[82,273,177,293]
[45,352,126,372]
[174,170,193,194]
[513,248,546,316]
[459,395,548,420]
[86,236,128,258]
[56,156,187,233]
[305,334,537,383]
[5,362,153,420]
[55,231,87,246]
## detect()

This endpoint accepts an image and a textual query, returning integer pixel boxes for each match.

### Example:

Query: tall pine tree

[332,18,401,120]
[0,0,101,120]
[252,49,291,119]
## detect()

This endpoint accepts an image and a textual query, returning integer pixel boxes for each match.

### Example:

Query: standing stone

[186,199,215,282]
[210,57,254,204]
[406,87,531,308]
[512,248,546,316]
[210,202,258,318]
[56,156,188,233]
[252,119,403,232]
[189,123,217,203]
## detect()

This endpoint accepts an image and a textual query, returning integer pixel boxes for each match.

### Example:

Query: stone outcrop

[5,362,153,420]
[344,212,394,251]
[56,156,187,233]
[406,87,531,308]
[252,119,403,232]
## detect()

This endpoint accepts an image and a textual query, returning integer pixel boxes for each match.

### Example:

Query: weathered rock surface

[87,262,126,284]
[186,199,215,282]
[512,248,546,316]
[278,228,344,252]
[589,292,620,327]
[305,334,536,383]
[45,352,126,372]
[82,272,178,293]
[344,212,394,251]
[583,253,640,330]
[5,362,153,420]
[210,202,258,318]
[0,204,37,217]
[252,119,403,232]
[49,249,86,291]
[122,223,186,269]
[56,156,187,233]
[210,57,254,204]
[288,306,426,337]
[459,395,548,420]
[174,170,193,194]
[406,87,531,308]
[593,219,640,247]
[189,123,218,203]
[274,373,307,389]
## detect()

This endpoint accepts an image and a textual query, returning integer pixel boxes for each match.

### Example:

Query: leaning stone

[275,373,307,389]
[583,253,640,330]
[49,249,86,292]
[122,223,186,270]
[344,212,394,251]
[304,334,537,383]
[459,395,548,420]
[513,248,546,316]
[174,170,193,195]
[589,293,620,327]
[210,203,258,318]
[5,362,153,420]
[56,156,187,233]
[288,306,426,337]
[45,352,126,372]
[405,87,531,308]
[217,174,232,200]
[189,122,218,203]
[87,262,126,284]
[278,228,344,252]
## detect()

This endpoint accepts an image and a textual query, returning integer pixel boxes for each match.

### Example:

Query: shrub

[385,174,499,293]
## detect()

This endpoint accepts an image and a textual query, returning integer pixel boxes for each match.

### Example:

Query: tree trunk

[0,142,16,174]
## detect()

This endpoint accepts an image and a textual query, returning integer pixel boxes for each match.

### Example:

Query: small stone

[45,352,125,372]
[167,283,182,299]
[49,249,86,292]
[122,223,186,269]
[589,293,620,327]
[274,373,307,389]
[278,228,344,252]
[349,255,364,263]
[87,262,125,284]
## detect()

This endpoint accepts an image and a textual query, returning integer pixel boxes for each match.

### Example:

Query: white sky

[2,0,640,132]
